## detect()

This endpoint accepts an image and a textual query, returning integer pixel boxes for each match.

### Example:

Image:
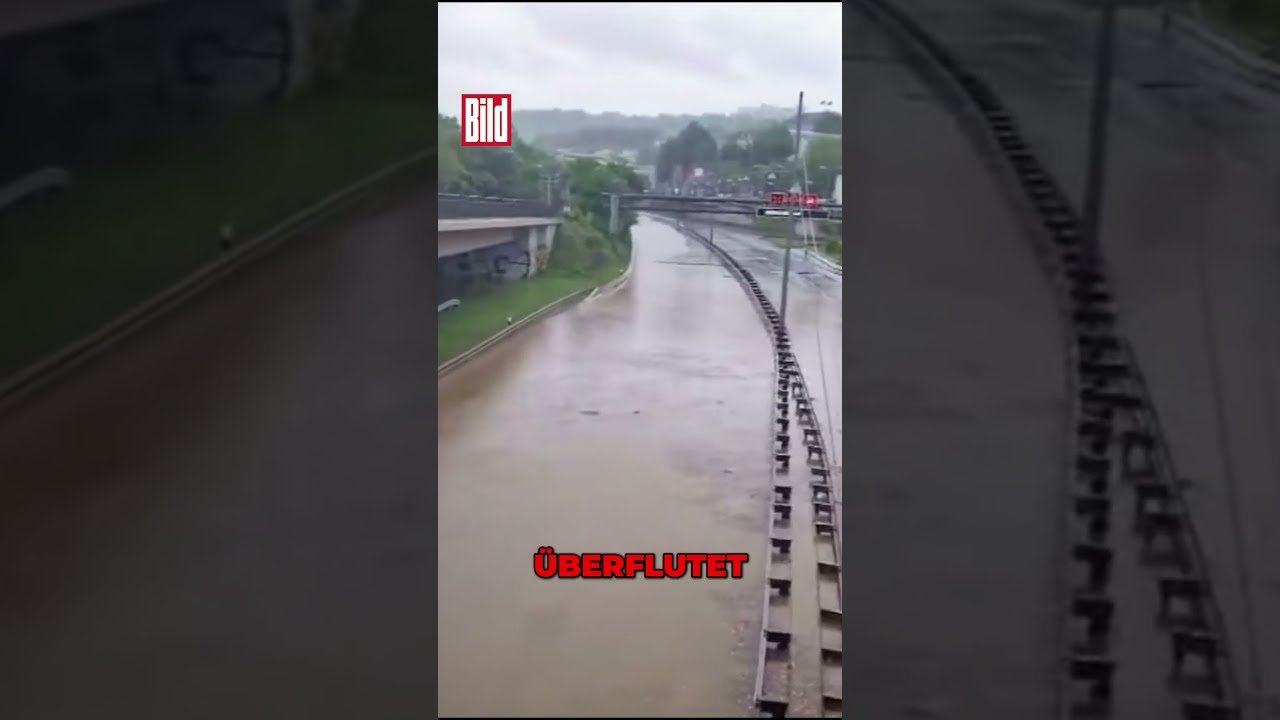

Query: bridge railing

[438,193,561,220]
[616,193,843,220]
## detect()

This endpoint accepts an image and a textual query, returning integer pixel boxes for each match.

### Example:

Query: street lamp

[1080,0,1118,252]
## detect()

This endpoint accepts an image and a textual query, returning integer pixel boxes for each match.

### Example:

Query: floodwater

[901,1,1280,709]
[437,216,775,717]
[0,186,435,719]
[841,16,1066,718]
[699,223,845,716]
[707,227,843,477]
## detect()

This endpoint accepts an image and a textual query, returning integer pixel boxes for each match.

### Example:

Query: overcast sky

[438,2,842,117]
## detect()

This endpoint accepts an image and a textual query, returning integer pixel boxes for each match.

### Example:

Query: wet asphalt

[843,18,1068,718]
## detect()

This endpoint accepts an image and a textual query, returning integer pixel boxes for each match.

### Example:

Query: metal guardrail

[805,249,843,276]
[673,220,842,718]
[437,288,590,377]
[0,167,69,213]
[1169,11,1280,94]
[437,193,561,220]
[617,194,844,222]
[0,150,432,416]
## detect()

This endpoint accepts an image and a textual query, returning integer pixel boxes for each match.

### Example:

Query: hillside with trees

[651,114,842,195]
[437,112,643,241]
[512,106,795,143]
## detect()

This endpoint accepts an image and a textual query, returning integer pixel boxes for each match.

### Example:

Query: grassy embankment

[437,215,629,366]
[1215,0,1280,60]
[753,217,843,265]
[1169,0,1280,59]
[0,0,433,381]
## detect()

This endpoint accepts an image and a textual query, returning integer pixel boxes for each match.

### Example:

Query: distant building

[555,148,637,164]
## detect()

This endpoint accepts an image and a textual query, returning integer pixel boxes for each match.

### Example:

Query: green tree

[674,121,718,173]
[563,158,642,238]
[813,111,842,135]
[656,138,679,185]
[720,130,751,165]
[804,135,842,197]
[752,123,795,165]
[805,135,841,170]
[437,113,551,197]
[437,114,471,192]
[655,121,720,185]
[464,148,519,194]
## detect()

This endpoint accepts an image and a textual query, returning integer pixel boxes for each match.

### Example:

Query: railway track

[857,1,1246,718]
[669,221,843,718]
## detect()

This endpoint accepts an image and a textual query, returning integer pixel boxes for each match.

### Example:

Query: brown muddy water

[437,216,778,717]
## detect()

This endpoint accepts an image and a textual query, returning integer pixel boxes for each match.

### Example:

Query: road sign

[769,192,819,207]
[756,207,832,220]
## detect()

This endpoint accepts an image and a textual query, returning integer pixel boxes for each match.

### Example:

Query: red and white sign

[769,191,820,207]
[461,94,511,146]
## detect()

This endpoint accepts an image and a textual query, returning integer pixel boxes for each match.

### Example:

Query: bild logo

[461,94,511,146]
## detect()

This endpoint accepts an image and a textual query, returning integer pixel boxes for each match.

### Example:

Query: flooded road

[840,17,1066,717]
[0,186,434,720]
[899,0,1280,709]
[685,222,845,716]
[437,216,774,717]
[705,226,843,473]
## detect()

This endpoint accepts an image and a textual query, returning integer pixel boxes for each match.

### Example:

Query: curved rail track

[859,1,1245,718]
[666,220,843,718]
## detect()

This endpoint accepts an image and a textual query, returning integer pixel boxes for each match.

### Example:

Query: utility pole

[1080,0,1117,253]
[780,91,804,327]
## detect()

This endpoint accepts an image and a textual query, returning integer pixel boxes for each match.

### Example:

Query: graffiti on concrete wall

[492,251,531,279]
[177,13,294,102]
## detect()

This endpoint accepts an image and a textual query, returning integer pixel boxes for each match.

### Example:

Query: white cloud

[437,2,842,116]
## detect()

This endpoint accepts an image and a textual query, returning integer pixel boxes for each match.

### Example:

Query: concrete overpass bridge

[435,192,843,304]
[606,193,843,233]
[437,194,562,304]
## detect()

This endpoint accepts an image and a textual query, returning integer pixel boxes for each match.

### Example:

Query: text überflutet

[533,547,749,579]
